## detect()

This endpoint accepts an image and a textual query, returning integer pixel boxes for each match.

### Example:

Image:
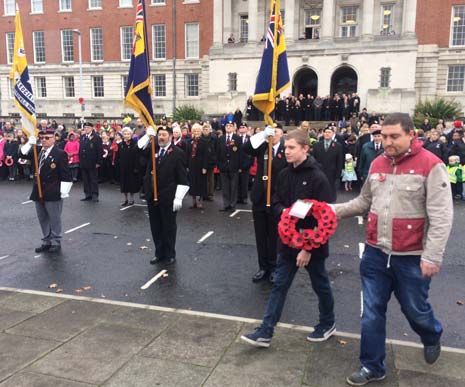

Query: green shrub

[172,105,204,122]
[414,98,462,128]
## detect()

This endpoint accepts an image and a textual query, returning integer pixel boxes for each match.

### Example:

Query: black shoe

[237,200,247,204]
[269,271,276,284]
[120,200,128,206]
[241,327,273,348]
[48,245,61,253]
[424,342,441,364]
[229,207,236,212]
[205,197,214,202]
[150,256,163,265]
[252,269,267,282]
[346,367,386,386]
[219,206,231,212]
[165,257,176,265]
[307,323,336,342]
[92,197,99,202]
[81,197,92,201]
[35,244,51,253]
[128,201,134,206]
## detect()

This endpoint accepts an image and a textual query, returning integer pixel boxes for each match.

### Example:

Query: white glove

[60,181,73,199]
[263,126,275,138]
[29,135,37,145]
[172,184,189,212]
[21,135,36,155]
[146,126,156,137]
[137,134,150,149]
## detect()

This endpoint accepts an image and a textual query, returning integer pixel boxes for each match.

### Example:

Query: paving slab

[0,307,34,331]
[0,293,64,314]
[29,323,158,385]
[141,315,242,367]
[0,333,60,382]
[303,338,398,387]
[101,306,179,335]
[0,291,14,301]
[397,369,465,387]
[204,341,306,387]
[103,356,210,387]
[0,371,96,387]
[7,300,118,342]
[393,344,465,380]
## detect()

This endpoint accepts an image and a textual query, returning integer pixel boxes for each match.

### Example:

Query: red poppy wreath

[278,200,337,250]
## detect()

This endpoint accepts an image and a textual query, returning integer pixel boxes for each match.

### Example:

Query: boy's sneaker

[346,367,386,386]
[307,323,336,342]
[241,327,272,348]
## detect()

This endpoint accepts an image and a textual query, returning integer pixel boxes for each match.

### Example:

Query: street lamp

[71,29,84,123]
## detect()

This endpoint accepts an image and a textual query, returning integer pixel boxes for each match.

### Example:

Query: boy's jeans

[360,245,442,376]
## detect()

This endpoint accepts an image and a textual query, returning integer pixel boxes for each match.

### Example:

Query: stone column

[284,0,296,42]
[213,0,223,46]
[223,0,232,43]
[320,0,335,41]
[248,0,258,43]
[402,0,417,37]
[361,0,374,40]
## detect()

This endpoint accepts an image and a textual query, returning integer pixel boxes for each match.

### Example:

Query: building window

[340,6,358,38]
[240,15,248,43]
[152,24,166,59]
[119,0,132,7]
[35,77,47,98]
[63,76,75,97]
[380,4,394,35]
[4,0,15,15]
[90,27,103,61]
[185,23,199,59]
[151,0,165,4]
[89,0,102,8]
[31,0,43,13]
[61,30,74,62]
[185,73,199,97]
[380,67,391,88]
[153,74,166,97]
[59,0,72,11]
[92,75,104,97]
[304,9,321,39]
[7,78,14,98]
[33,31,45,63]
[122,75,128,97]
[451,6,465,46]
[228,72,237,92]
[120,26,133,61]
[447,65,465,92]
[6,32,15,64]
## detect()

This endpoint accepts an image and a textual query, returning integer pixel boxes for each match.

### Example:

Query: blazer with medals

[243,140,287,210]
[27,146,72,201]
[79,130,103,169]
[216,134,242,173]
[143,144,189,204]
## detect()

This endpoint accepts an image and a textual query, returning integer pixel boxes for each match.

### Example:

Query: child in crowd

[4,132,18,181]
[341,153,357,191]
[17,136,32,180]
[64,132,80,182]
[447,155,463,200]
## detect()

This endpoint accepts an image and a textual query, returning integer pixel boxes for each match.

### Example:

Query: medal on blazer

[232,146,238,152]
[50,163,56,169]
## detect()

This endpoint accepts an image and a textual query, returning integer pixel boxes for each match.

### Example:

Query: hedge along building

[207,0,419,116]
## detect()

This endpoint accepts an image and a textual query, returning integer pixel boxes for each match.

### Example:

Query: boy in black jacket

[241,129,336,347]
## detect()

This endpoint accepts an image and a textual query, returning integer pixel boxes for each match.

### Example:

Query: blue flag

[124,0,155,128]
[253,0,290,124]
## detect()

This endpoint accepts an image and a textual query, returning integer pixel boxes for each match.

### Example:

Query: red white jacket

[335,140,453,266]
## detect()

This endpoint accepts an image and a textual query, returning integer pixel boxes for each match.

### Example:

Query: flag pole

[150,136,158,202]
[32,145,43,201]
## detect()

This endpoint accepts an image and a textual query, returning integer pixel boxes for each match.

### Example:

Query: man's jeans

[360,245,442,376]
[261,252,335,333]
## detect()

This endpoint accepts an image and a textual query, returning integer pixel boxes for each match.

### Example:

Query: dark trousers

[221,171,238,208]
[147,201,177,259]
[205,169,214,199]
[261,253,335,334]
[238,170,249,202]
[81,167,99,198]
[360,245,442,376]
[252,208,277,272]
[451,182,463,198]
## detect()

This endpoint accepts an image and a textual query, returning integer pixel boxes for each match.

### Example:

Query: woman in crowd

[187,123,208,209]
[64,132,80,182]
[118,127,140,206]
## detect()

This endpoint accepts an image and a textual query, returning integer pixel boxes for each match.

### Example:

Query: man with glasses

[21,128,72,253]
